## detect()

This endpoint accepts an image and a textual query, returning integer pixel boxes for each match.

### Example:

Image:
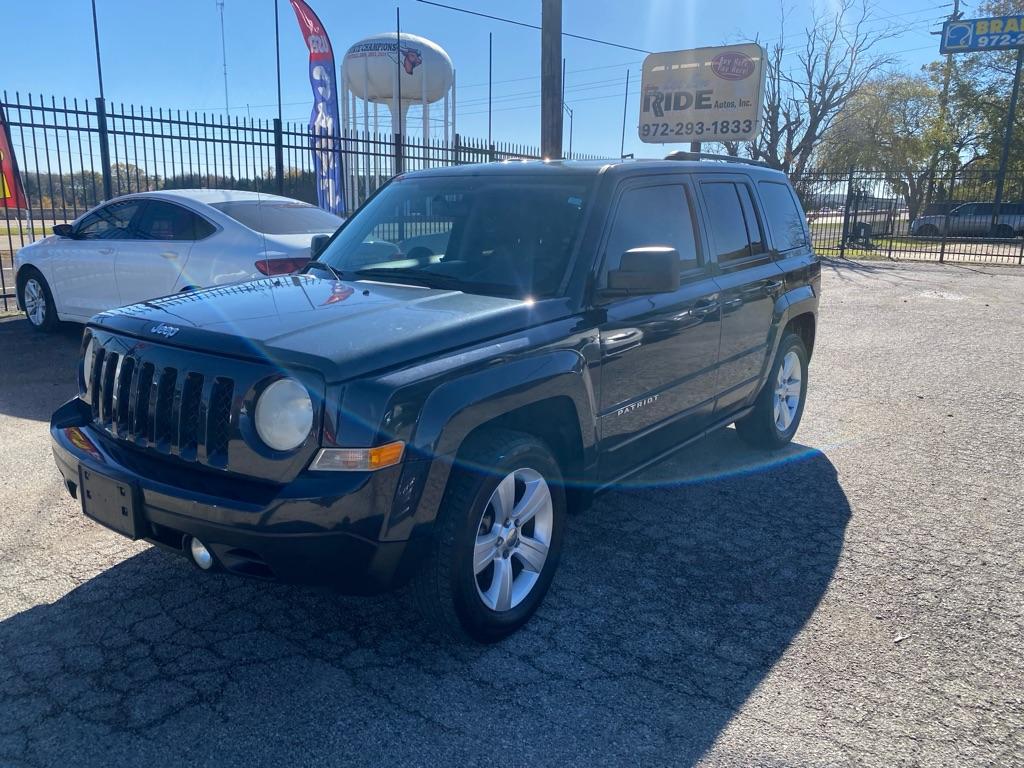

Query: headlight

[254,378,313,451]
[81,335,97,393]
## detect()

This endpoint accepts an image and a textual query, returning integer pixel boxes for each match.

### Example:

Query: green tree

[817,75,947,220]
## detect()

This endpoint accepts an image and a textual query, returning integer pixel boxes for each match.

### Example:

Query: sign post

[940,13,1024,233]
[638,43,766,147]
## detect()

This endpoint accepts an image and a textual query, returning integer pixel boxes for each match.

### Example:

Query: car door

[697,175,785,416]
[114,200,207,305]
[50,198,143,318]
[947,204,974,236]
[595,178,722,482]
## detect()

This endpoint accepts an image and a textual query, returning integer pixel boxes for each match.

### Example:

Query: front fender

[381,348,597,542]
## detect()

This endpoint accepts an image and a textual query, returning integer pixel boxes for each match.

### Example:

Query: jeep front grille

[87,340,236,468]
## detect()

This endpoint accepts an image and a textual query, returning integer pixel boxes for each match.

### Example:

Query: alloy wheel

[24,278,46,327]
[773,350,802,432]
[473,467,553,612]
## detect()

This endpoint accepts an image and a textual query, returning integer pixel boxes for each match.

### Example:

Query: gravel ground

[0,260,1021,767]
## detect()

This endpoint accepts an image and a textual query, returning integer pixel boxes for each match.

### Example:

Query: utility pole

[620,69,629,157]
[540,0,563,158]
[217,0,230,114]
[927,0,960,205]
[90,0,106,99]
[992,47,1023,232]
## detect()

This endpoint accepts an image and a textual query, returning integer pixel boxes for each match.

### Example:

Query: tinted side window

[758,181,807,251]
[701,182,749,262]
[737,184,766,254]
[136,201,210,241]
[76,200,143,240]
[602,185,700,283]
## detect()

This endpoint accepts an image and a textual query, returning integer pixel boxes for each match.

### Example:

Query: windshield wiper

[353,268,519,297]
[304,260,344,280]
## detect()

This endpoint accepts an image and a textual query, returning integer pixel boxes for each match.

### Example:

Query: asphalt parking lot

[1,259,1022,767]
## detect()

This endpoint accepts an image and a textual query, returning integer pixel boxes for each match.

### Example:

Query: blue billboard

[941,15,1024,54]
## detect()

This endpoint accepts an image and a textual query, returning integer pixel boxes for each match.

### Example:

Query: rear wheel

[413,429,566,643]
[18,269,59,332]
[916,224,939,237]
[735,332,809,449]
[992,223,1015,239]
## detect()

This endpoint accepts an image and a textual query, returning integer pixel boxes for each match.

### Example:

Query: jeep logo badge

[149,323,180,338]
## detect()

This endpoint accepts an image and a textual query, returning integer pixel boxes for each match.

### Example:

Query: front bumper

[50,398,426,593]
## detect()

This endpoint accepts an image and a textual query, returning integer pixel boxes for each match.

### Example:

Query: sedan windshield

[316,176,590,298]
[211,200,343,234]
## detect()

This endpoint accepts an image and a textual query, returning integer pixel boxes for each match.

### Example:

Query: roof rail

[664,150,767,167]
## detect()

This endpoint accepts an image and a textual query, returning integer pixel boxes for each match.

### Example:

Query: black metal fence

[0,91,600,310]
[4,90,1024,312]
[797,167,1024,266]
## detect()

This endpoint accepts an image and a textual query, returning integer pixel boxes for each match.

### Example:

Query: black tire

[735,332,809,449]
[412,428,566,643]
[17,268,59,332]
[992,223,1015,239]
[916,224,940,237]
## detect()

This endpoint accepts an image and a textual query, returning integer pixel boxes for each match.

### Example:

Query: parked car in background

[15,189,344,331]
[911,201,1024,238]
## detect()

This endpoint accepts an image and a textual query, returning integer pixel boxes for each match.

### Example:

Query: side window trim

[697,173,774,270]
[756,180,809,254]
[594,176,707,290]
[737,182,767,256]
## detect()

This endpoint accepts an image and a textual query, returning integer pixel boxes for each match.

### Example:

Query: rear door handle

[763,280,784,292]
[160,251,179,260]
[97,247,114,255]
[692,301,720,317]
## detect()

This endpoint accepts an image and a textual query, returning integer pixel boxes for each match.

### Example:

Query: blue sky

[3,0,950,158]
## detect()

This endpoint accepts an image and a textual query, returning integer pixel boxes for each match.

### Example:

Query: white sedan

[14,189,343,331]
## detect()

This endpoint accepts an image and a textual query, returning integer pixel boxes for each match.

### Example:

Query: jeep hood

[90,275,568,381]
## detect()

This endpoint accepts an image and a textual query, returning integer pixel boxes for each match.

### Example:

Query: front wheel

[413,429,566,643]
[18,269,59,332]
[735,332,809,449]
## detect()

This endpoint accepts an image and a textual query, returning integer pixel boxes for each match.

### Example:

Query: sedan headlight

[254,378,313,452]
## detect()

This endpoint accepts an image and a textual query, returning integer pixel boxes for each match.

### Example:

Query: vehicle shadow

[0,316,82,422]
[0,430,849,766]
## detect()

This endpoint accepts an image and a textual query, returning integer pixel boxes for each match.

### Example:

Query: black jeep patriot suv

[51,154,820,641]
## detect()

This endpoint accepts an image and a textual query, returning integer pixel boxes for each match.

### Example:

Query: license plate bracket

[79,466,141,540]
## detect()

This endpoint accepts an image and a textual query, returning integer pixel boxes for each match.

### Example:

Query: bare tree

[726,0,898,185]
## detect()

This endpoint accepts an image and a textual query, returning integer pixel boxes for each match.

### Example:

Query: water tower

[342,32,456,143]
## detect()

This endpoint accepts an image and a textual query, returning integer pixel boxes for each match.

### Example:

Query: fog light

[189,537,214,570]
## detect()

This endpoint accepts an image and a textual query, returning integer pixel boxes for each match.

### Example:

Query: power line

[415,0,651,53]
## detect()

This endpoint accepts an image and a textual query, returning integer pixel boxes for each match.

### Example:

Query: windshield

[316,176,590,298]
[211,200,343,234]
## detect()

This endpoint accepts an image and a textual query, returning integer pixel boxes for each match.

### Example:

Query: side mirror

[310,233,331,257]
[52,223,75,238]
[605,247,680,296]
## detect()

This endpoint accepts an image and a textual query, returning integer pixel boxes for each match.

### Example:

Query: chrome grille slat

[134,362,156,443]
[99,352,118,424]
[154,368,178,450]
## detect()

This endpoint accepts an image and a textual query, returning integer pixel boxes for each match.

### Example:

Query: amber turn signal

[309,441,405,471]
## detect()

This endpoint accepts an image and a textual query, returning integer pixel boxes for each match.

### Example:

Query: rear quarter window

[758,181,808,251]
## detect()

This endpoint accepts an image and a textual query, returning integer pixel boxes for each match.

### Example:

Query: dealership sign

[638,43,766,144]
[941,14,1024,54]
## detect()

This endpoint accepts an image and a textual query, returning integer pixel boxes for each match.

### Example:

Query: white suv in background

[15,189,343,331]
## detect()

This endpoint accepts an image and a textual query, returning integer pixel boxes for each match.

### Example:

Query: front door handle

[160,251,179,260]
[97,247,114,255]
[763,279,784,294]
[692,301,720,317]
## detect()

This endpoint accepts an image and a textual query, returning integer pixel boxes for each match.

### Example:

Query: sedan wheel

[19,272,58,332]
[24,278,47,327]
